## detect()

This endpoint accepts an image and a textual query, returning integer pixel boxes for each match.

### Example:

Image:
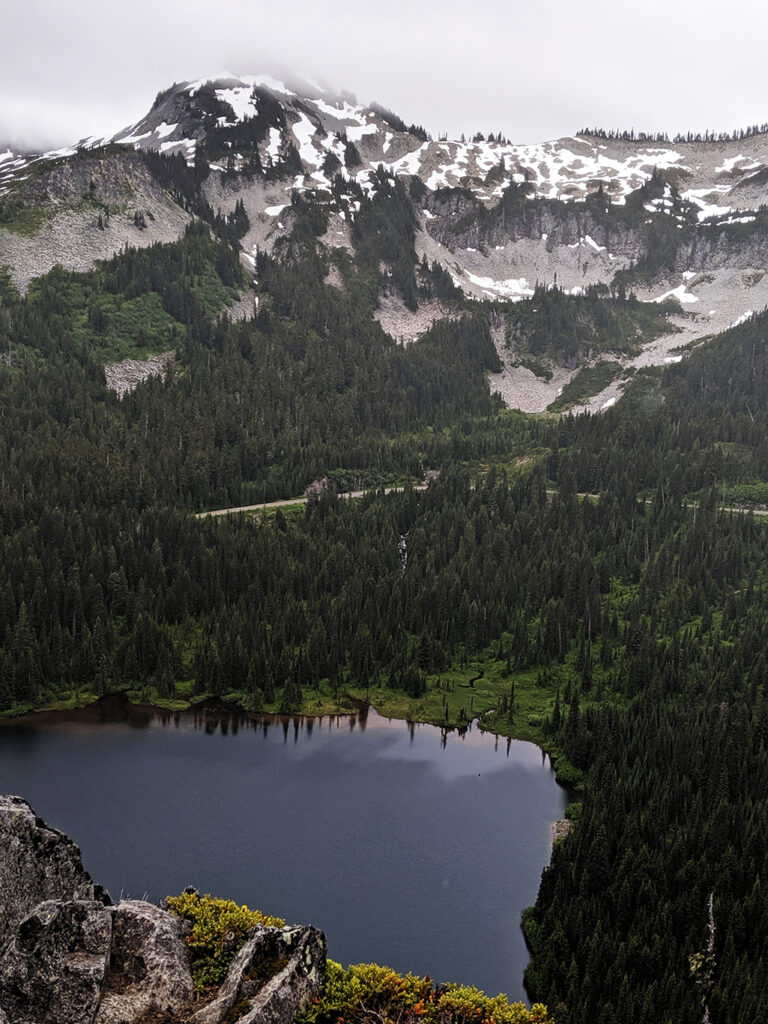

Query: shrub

[166,890,284,996]
[296,960,552,1024]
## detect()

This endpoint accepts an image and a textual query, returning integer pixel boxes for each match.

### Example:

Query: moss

[245,954,290,986]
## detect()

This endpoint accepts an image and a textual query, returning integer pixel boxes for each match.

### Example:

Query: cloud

[1,0,767,151]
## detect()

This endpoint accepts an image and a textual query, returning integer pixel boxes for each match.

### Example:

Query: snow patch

[266,127,282,163]
[243,74,295,96]
[651,283,699,305]
[729,311,754,328]
[716,154,750,174]
[216,87,255,122]
[115,130,151,146]
[293,112,322,167]
[313,98,368,124]
[682,186,732,222]
[466,271,534,301]
[154,121,177,139]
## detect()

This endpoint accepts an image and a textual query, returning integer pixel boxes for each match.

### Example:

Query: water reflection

[1,697,556,775]
[0,694,565,1003]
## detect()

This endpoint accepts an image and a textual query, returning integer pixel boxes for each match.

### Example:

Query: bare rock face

[190,924,326,1024]
[0,899,113,1024]
[95,900,193,1024]
[0,795,109,947]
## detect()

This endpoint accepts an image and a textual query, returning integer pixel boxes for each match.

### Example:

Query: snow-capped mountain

[106,73,768,214]
[3,72,768,411]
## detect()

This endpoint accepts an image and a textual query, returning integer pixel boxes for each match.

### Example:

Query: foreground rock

[95,901,194,1024]
[0,795,109,946]
[0,899,113,1024]
[0,795,326,1024]
[190,924,326,1024]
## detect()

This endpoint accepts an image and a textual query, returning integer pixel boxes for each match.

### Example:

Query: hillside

[3,72,768,1024]
[3,73,768,410]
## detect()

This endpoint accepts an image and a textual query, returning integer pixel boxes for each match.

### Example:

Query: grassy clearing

[0,201,54,237]
[718,481,768,507]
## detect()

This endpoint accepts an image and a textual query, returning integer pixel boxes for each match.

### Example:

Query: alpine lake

[0,698,566,1003]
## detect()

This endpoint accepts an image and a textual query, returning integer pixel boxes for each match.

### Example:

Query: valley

[2,71,768,1024]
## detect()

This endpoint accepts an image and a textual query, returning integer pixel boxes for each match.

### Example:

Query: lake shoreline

[0,687,580,791]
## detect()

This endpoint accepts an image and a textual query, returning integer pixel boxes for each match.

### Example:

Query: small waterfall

[398,534,408,573]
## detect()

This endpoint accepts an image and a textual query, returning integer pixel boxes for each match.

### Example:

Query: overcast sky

[2,0,768,152]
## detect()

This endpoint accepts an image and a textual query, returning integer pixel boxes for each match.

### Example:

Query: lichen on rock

[0,795,109,947]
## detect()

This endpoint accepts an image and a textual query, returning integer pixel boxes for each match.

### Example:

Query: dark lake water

[0,699,565,1002]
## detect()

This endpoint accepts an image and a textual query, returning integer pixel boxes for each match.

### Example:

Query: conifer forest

[3,142,768,1023]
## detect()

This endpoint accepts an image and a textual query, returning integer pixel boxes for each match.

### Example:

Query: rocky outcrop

[0,796,326,1024]
[0,151,191,292]
[104,351,174,397]
[189,924,326,1024]
[0,899,113,1024]
[0,795,109,947]
[0,898,194,1024]
[95,901,194,1024]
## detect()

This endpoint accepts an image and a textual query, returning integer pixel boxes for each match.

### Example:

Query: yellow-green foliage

[296,961,552,1024]
[166,891,284,996]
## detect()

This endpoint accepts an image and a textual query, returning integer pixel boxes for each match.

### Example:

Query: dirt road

[195,484,427,519]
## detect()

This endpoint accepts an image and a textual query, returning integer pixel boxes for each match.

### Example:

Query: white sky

[2,0,768,152]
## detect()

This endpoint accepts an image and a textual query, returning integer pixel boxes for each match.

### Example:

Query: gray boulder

[95,899,193,1024]
[189,924,326,1024]
[0,899,113,1024]
[0,795,109,946]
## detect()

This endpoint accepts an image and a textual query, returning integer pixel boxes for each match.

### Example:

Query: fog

[2,0,767,151]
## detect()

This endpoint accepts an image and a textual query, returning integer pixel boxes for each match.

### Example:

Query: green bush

[296,960,553,1024]
[166,891,284,996]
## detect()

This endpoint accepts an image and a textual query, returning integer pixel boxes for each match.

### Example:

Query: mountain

[5,74,768,1024]
[3,72,768,413]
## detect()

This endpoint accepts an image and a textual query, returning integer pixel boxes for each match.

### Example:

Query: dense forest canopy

[3,152,768,1023]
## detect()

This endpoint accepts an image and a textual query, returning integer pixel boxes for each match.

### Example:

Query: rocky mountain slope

[3,72,768,410]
